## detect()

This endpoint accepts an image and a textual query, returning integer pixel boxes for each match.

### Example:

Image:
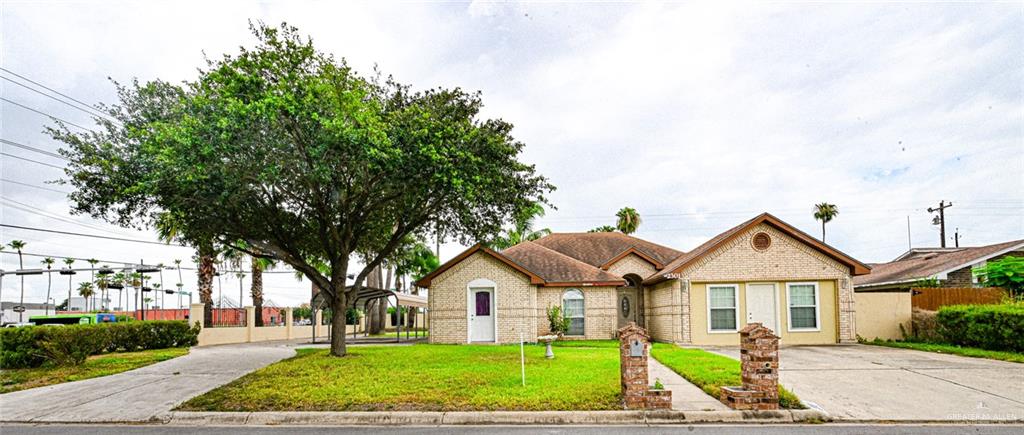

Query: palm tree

[87,258,99,309]
[813,203,840,243]
[77,282,95,311]
[8,240,27,322]
[96,271,110,312]
[616,207,641,235]
[42,257,55,315]
[220,247,247,325]
[588,225,616,233]
[157,212,216,326]
[63,258,75,311]
[250,255,277,327]
[488,204,552,249]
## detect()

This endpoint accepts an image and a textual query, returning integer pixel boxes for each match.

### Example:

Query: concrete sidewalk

[0,341,297,423]
[647,357,729,411]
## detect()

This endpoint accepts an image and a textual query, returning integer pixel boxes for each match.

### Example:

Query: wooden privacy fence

[911,287,1007,311]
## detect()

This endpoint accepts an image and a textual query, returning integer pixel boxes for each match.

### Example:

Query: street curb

[157,409,832,426]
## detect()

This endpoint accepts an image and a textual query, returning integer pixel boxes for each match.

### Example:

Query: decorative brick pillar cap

[739,322,778,339]
[618,322,649,340]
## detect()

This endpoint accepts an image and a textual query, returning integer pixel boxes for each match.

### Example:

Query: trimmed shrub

[936,303,1024,352]
[0,320,199,369]
[909,308,942,342]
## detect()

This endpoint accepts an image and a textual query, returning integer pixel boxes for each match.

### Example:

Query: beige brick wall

[536,286,617,340]
[673,223,856,343]
[606,253,657,279]
[428,252,537,344]
[646,279,682,343]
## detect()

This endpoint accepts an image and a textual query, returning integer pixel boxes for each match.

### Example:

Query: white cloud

[2,1,1021,307]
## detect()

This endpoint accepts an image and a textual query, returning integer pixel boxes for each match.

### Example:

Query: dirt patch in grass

[177,344,622,411]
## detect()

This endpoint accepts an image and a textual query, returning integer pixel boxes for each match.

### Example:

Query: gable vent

[752,232,772,251]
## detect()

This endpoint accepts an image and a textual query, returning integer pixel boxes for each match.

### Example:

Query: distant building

[1,301,56,324]
[854,239,1024,291]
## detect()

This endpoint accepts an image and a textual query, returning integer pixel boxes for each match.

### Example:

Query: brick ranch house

[416,212,871,346]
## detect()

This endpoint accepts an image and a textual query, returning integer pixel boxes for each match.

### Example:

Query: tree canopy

[51,22,553,355]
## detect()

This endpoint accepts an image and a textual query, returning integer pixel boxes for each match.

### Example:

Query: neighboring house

[1,301,56,325]
[417,212,870,346]
[851,239,1023,341]
[853,239,1024,291]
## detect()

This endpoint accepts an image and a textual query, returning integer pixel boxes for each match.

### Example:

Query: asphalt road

[1,425,1022,435]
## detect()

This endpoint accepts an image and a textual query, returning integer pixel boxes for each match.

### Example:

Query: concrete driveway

[708,344,1024,422]
[0,341,297,423]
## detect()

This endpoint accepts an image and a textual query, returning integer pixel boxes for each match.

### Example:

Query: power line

[0,69,117,122]
[1,97,96,132]
[0,223,186,247]
[1,178,70,194]
[0,197,139,236]
[0,152,64,169]
[0,138,69,161]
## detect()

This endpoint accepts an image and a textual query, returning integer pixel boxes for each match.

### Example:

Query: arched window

[562,289,584,336]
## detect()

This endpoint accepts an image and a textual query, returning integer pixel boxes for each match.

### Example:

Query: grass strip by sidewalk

[177,344,622,411]
[649,343,804,409]
[863,339,1024,363]
[0,347,189,394]
[552,339,620,348]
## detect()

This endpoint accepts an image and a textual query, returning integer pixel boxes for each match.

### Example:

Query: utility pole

[927,200,952,248]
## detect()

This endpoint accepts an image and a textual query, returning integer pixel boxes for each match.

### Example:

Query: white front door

[745,283,777,333]
[470,288,495,342]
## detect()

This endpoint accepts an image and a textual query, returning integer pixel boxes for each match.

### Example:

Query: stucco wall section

[675,223,856,343]
[536,286,617,340]
[646,279,682,343]
[427,252,536,344]
[854,291,912,341]
[606,253,658,279]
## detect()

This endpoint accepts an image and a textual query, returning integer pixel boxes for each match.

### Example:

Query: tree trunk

[198,245,216,327]
[821,221,826,243]
[366,266,385,334]
[329,289,348,356]
[251,260,264,327]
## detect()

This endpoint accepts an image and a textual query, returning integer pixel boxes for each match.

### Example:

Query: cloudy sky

[1,1,1021,308]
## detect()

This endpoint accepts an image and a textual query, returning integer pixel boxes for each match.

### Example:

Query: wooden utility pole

[927,201,953,248]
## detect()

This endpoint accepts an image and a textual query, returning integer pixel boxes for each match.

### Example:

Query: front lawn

[649,343,803,409]
[0,347,189,394]
[552,339,620,348]
[863,339,1024,363]
[177,344,621,411]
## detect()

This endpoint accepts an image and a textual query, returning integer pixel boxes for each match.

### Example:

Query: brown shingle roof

[503,241,626,285]
[645,212,871,284]
[532,232,683,269]
[853,239,1024,287]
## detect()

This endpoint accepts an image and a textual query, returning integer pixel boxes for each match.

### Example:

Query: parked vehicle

[29,313,118,326]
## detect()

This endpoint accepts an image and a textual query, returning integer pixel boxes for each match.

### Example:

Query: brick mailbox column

[618,322,672,410]
[720,323,780,410]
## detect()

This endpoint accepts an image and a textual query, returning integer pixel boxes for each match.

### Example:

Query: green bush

[936,303,1024,352]
[0,320,199,369]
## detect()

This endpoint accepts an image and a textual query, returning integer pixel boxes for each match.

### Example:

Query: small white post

[520,330,526,386]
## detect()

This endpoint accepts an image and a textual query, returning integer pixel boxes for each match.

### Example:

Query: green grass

[0,347,189,394]
[551,339,620,348]
[650,343,804,409]
[177,344,622,411]
[864,339,1024,363]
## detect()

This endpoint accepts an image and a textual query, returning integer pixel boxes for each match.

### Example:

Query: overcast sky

[1,1,1022,308]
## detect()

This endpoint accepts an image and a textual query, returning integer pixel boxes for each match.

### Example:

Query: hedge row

[0,320,199,369]
[937,303,1024,352]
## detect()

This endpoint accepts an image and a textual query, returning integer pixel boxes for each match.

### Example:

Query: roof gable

[414,244,544,287]
[646,213,870,284]
[600,247,665,270]
[503,241,626,286]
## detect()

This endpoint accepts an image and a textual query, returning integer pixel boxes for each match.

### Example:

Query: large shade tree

[51,23,552,356]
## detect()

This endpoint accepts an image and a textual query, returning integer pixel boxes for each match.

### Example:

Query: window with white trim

[787,283,819,330]
[562,289,585,336]
[708,285,738,332]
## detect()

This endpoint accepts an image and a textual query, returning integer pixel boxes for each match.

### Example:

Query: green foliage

[652,378,664,390]
[546,305,571,337]
[615,207,641,235]
[486,203,552,249]
[973,256,1024,296]
[51,23,553,354]
[912,277,941,288]
[936,303,1024,352]
[587,225,616,233]
[293,305,312,320]
[0,321,199,369]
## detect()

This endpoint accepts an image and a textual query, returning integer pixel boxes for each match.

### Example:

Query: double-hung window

[787,282,820,331]
[707,284,738,332]
[562,289,585,336]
